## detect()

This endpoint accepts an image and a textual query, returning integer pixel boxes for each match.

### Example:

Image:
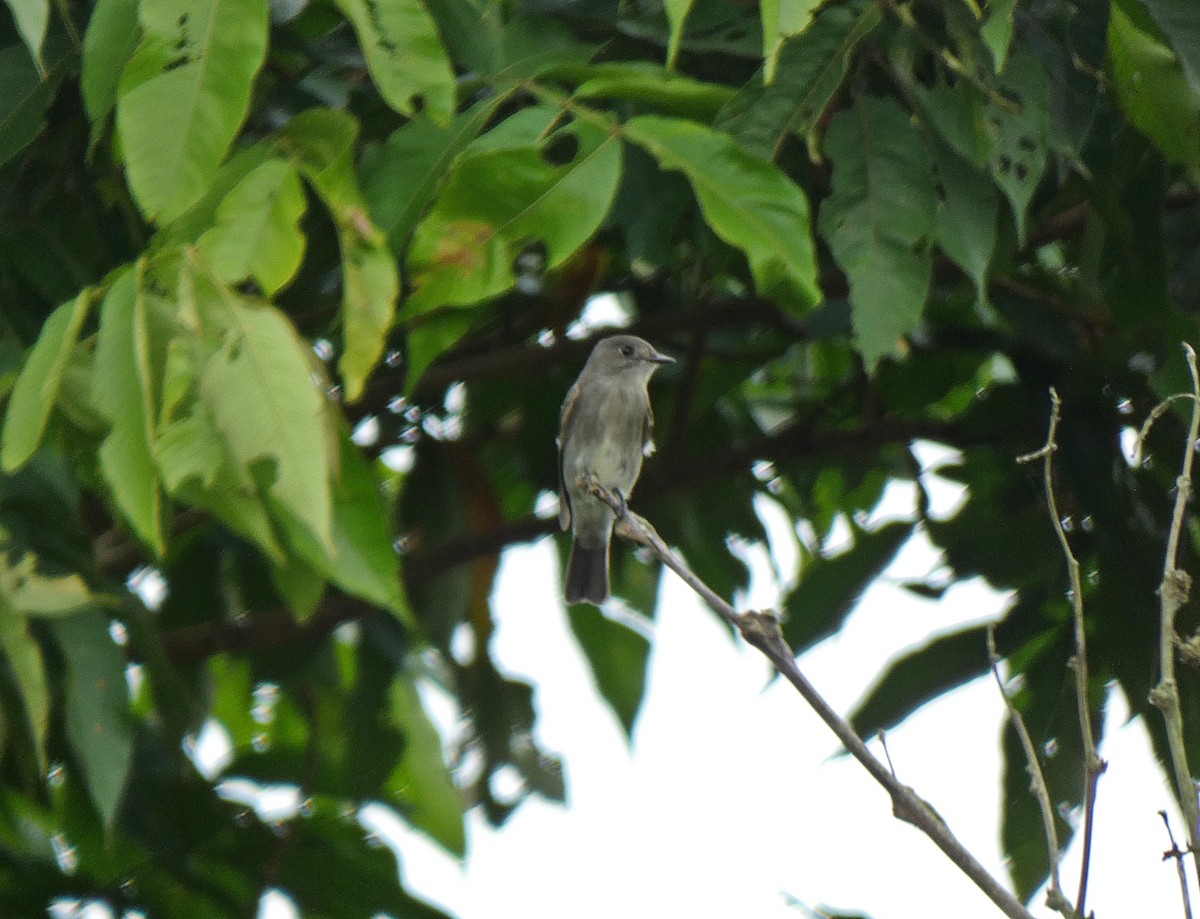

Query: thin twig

[988,627,1068,915]
[1146,344,1200,883]
[1017,387,1104,916]
[1160,810,1194,919]
[584,477,1036,919]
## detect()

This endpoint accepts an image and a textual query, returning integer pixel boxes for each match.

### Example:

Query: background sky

[348,444,1188,919]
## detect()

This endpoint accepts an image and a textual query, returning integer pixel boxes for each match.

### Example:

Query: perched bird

[558,335,674,604]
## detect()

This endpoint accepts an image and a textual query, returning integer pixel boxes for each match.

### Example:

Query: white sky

[352,446,1187,919]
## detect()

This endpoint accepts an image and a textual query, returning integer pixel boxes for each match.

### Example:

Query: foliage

[1,0,1199,913]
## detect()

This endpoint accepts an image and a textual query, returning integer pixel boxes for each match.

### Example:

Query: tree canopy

[2,0,1200,914]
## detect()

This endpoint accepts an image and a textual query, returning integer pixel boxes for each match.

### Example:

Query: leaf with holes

[405,114,622,313]
[116,0,268,222]
[333,0,455,124]
[983,51,1050,242]
[819,97,936,366]
[2,290,95,471]
[625,114,819,313]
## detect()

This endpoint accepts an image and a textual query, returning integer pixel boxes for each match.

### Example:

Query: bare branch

[988,627,1071,916]
[1017,387,1104,916]
[1160,810,1195,919]
[583,477,1037,919]
[1146,343,1200,884]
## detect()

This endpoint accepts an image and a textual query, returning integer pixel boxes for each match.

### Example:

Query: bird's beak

[649,351,675,365]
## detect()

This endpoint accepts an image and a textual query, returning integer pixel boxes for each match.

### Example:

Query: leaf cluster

[0,0,1199,912]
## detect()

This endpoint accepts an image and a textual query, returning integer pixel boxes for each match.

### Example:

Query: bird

[558,334,674,604]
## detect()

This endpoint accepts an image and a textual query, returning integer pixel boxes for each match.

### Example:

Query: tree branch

[406,416,966,587]
[1016,388,1104,917]
[1145,343,1200,884]
[988,627,1073,917]
[582,476,1037,919]
[159,594,375,664]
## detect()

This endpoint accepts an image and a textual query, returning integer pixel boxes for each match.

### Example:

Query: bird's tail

[565,541,609,605]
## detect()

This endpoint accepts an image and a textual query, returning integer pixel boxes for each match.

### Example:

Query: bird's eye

[619,345,634,357]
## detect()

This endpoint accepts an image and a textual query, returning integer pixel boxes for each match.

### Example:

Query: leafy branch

[580,476,1037,919]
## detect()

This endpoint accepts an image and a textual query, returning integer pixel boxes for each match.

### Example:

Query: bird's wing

[557,381,580,531]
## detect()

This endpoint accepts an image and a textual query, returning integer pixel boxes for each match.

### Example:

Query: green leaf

[625,114,819,313]
[718,1,880,161]
[1,547,92,618]
[572,64,736,121]
[0,603,49,767]
[279,109,399,402]
[932,143,997,305]
[819,97,936,366]
[94,267,165,554]
[761,0,822,82]
[782,520,913,654]
[51,612,133,829]
[664,0,695,69]
[190,268,334,551]
[1111,0,1200,181]
[332,0,455,124]
[197,158,308,296]
[2,291,96,471]
[80,0,140,128]
[980,0,1016,72]
[1135,0,1200,98]
[983,52,1050,242]
[567,605,650,737]
[405,111,623,313]
[388,673,465,855]
[0,41,71,167]
[849,624,991,739]
[283,433,408,616]
[116,0,269,222]
[362,97,507,252]
[3,0,48,69]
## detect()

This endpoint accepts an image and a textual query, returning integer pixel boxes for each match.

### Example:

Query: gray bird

[558,335,674,604]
